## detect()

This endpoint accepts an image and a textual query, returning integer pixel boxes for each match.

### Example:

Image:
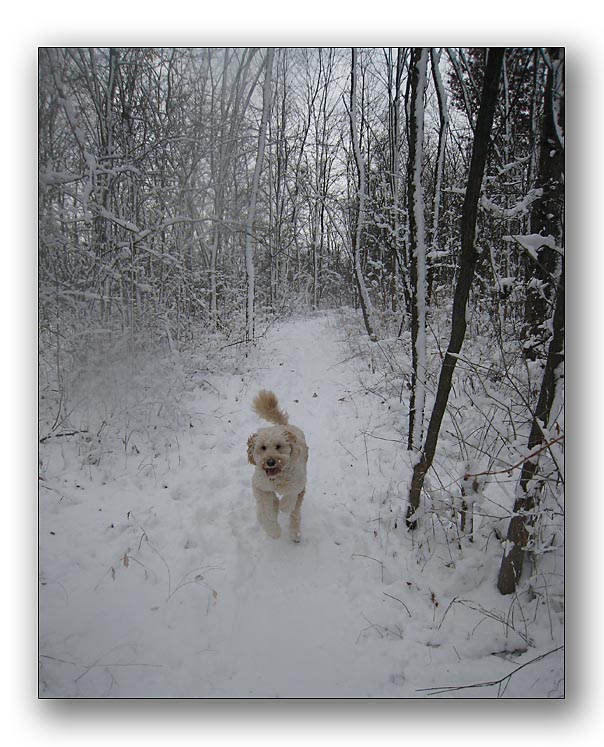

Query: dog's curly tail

[253,390,289,425]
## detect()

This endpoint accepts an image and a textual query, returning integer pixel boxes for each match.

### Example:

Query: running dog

[247,390,308,542]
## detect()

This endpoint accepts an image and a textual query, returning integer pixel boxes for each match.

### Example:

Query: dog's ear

[247,433,257,465]
[285,427,308,461]
[285,429,298,450]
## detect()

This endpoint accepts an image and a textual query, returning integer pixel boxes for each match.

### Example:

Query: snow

[39,312,563,698]
[505,232,563,260]
[481,188,542,219]
[98,208,140,234]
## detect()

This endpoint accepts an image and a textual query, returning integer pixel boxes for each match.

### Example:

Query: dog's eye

[261,445,266,451]
[275,444,281,450]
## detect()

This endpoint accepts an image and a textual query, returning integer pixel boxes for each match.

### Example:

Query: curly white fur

[247,390,308,542]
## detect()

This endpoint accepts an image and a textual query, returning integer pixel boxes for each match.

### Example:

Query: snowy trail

[40,313,403,697]
[40,312,562,698]
[197,314,394,697]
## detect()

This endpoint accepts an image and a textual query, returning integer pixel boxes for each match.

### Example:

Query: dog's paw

[289,528,301,543]
[265,523,281,540]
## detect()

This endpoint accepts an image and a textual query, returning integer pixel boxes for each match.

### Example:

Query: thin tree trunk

[245,48,274,343]
[350,47,377,342]
[524,48,565,359]
[497,267,564,593]
[428,47,448,301]
[498,48,565,594]
[407,47,429,451]
[385,48,405,314]
[209,48,231,330]
[406,48,505,528]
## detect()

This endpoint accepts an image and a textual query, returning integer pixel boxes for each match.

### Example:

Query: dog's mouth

[263,465,282,479]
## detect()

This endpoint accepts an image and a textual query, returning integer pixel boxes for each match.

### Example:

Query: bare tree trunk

[350,47,377,342]
[428,47,448,301]
[209,48,231,330]
[385,48,406,314]
[498,48,565,594]
[524,48,565,359]
[245,48,274,342]
[497,267,564,593]
[407,47,429,451]
[406,48,505,529]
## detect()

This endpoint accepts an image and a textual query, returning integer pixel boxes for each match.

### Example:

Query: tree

[406,47,505,528]
[384,47,407,314]
[497,48,564,595]
[350,47,378,341]
[497,266,564,594]
[406,47,429,451]
[245,48,275,342]
[523,48,565,359]
[428,47,448,301]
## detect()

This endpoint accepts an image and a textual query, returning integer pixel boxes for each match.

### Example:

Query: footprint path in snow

[40,312,564,698]
[39,312,405,698]
[197,313,398,697]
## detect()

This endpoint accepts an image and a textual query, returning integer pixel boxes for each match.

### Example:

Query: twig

[382,592,412,617]
[39,429,89,444]
[356,613,384,643]
[336,439,357,461]
[417,645,563,697]
[352,553,384,582]
[40,653,77,666]
[362,431,370,476]
[437,597,531,645]
[218,337,251,350]
[463,435,564,480]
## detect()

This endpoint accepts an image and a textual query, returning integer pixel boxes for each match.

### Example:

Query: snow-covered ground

[39,312,563,698]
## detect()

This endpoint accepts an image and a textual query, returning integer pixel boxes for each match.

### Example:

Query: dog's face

[247,425,295,480]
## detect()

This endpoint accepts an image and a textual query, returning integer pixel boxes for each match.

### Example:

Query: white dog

[247,390,308,542]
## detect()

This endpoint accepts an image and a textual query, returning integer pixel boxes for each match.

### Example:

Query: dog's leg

[254,488,281,539]
[278,492,297,514]
[288,489,305,543]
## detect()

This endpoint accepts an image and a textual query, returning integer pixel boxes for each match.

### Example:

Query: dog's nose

[266,458,276,468]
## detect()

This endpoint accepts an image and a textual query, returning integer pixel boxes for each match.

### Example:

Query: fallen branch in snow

[382,592,412,618]
[416,645,563,697]
[39,429,89,444]
[75,656,163,686]
[357,613,404,644]
[463,435,564,480]
[40,653,78,666]
[352,553,384,582]
[437,596,531,645]
[217,314,279,351]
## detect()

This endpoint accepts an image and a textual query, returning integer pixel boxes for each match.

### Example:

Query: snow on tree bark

[407,48,429,451]
[524,48,565,359]
[406,47,505,529]
[429,48,448,263]
[350,48,378,342]
[497,266,564,594]
[498,47,565,595]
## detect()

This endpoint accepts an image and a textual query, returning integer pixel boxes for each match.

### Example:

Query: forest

[38,47,564,698]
